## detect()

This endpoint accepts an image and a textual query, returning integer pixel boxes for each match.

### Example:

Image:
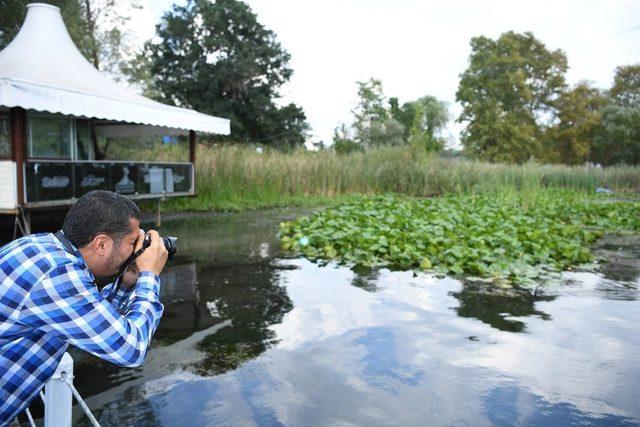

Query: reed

[108,141,640,211]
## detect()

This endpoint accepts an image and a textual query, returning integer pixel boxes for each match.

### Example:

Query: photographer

[0,190,168,426]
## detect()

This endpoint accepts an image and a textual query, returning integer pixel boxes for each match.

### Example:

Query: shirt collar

[53,231,96,282]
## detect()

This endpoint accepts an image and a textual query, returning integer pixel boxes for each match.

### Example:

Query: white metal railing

[20,352,100,427]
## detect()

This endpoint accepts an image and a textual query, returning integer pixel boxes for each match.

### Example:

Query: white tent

[0,2,230,136]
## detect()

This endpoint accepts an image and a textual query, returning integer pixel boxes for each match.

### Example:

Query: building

[0,3,230,231]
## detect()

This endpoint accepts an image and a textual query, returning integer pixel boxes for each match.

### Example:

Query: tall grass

[108,142,640,211]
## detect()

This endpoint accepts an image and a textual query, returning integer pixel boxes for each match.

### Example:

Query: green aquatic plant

[279,191,640,286]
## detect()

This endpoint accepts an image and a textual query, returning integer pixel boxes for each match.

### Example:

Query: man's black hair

[62,190,140,248]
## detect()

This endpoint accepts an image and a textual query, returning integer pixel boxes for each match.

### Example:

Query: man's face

[103,218,141,277]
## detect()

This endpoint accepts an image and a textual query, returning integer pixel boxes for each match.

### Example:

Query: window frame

[75,119,95,161]
[0,113,11,159]
[27,112,76,160]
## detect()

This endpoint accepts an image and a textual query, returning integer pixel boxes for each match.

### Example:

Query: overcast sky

[137,0,640,147]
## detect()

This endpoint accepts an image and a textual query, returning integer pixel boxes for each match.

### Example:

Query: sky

[133,0,640,147]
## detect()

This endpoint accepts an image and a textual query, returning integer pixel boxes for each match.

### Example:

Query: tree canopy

[335,78,449,152]
[456,31,568,163]
[591,105,640,166]
[610,64,640,109]
[350,78,404,148]
[135,0,309,148]
[544,82,608,165]
[391,96,449,152]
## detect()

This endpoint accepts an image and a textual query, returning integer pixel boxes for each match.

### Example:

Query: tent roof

[0,3,230,136]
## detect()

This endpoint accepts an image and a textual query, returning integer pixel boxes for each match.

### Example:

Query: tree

[595,64,640,165]
[392,96,449,152]
[135,0,309,147]
[120,49,162,99]
[336,79,448,150]
[349,78,404,148]
[332,124,362,154]
[353,78,388,125]
[389,97,401,124]
[543,82,608,164]
[80,0,142,80]
[366,118,405,147]
[591,105,640,165]
[258,103,308,149]
[456,31,568,163]
[610,64,640,109]
[352,78,389,147]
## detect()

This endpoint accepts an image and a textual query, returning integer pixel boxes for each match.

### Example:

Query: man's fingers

[147,230,160,249]
[146,230,167,256]
[134,229,168,276]
[133,229,145,252]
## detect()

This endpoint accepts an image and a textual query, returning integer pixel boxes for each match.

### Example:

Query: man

[0,191,168,425]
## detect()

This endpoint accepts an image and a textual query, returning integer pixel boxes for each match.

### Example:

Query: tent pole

[156,199,162,229]
[189,130,196,178]
[10,107,26,207]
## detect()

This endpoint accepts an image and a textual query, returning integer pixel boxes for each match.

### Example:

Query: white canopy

[0,3,230,136]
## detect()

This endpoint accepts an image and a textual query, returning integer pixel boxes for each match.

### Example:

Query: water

[44,209,640,425]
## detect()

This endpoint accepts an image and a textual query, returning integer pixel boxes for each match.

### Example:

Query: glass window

[76,120,94,160]
[28,114,73,159]
[0,115,10,158]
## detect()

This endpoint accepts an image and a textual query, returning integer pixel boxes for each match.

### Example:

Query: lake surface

[57,209,640,425]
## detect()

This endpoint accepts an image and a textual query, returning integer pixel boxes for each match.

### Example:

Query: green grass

[279,191,640,287]
[107,141,640,212]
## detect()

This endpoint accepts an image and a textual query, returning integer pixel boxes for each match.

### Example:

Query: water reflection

[156,208,316,265]
[354,327,424,392]
[191,263,293,376]
[156,262,201,342]
[350,267,381,292]
[450,281,555,333]
[591,234,640,299]
[96,255,639,426]
[154,261,293,362]
[484,384,639,427]
[72,258,294,424]
[13,208,638,426]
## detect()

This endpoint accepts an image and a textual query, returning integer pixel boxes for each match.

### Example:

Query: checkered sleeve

[100,280,134,312]
[19,263,164,368]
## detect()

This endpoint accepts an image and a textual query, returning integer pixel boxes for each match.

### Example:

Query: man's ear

[91,234,111,256]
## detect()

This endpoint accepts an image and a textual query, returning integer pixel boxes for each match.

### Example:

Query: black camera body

[142,234,178,261]
[119,233,176,292]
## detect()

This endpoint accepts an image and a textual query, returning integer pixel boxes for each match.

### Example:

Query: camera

[108,232,178,299]
[143,234,178,261]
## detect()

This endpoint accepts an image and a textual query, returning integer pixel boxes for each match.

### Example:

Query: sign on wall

[24,161,194,204]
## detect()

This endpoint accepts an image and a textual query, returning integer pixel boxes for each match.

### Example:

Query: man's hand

[135,229,168,276]
[120,229,145,289]
[121,263,140,289]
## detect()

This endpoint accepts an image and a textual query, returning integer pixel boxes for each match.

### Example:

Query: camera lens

[162,236,178,260]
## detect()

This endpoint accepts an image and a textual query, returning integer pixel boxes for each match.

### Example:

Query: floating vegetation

[279,191,640,287]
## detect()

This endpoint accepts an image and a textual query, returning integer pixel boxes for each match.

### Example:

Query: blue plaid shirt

[0,232,164,425]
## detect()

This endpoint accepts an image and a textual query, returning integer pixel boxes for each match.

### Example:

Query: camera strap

[54,230,76,255]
